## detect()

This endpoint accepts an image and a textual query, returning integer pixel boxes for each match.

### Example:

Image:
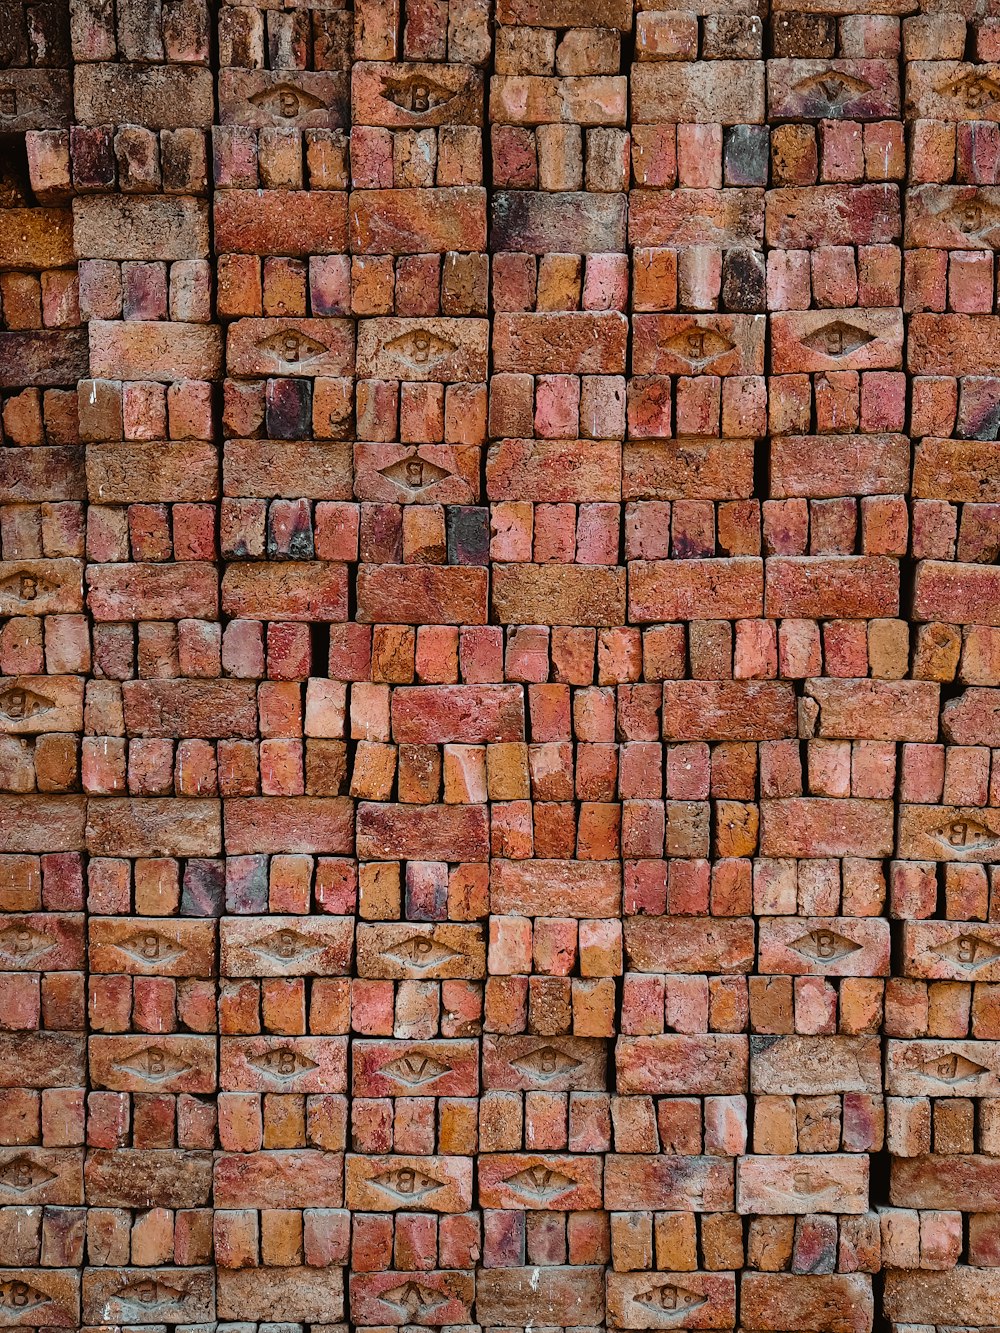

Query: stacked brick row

[1,2,90,1329]
[2,0,1000,1330]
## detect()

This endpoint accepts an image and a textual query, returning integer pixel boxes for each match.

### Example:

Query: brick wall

[1,0,999,1329]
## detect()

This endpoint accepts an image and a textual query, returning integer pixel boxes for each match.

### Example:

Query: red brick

[215,190,349,256]
[630,558,764,623]
[764,556,899,619]
[357,565,488,624]
[616,1035,748,1095]
[350,188,486,254]
[741,1274,873,1333]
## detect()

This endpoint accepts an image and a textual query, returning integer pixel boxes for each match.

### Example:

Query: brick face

[0,0,998,1330]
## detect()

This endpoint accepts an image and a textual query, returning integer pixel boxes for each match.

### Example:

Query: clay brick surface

[2,0,1000,1329]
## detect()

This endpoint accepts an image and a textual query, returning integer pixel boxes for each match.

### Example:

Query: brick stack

[4,0,1000,1329]
[1,0,89,1326]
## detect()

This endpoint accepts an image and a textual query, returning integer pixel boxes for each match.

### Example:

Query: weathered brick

[0,676,83,735]
[604,1153,735,1210]
[765,185,900,248]
[902,921,1000,981]
[905,184,1000,250]
[741,1274,873,1333]
[0,446,85,504]
[82,1268,213,1325]
[913,439,1000,501]
[492,563,626,626]
[488,439,622,501]
[88,562,218,621]
[498,0,631,27]
[73,196,209,261]
[607,1272,736,1330]
[357,565,488,623]
[898,804,1000,861]
[353,1038,479,1096]
[357,317,488,381]
[215,1149,345,1206]
[909,314,1000,375]
[0,1148,83,1206]
[86,798,221,857]
[750,1036,882,1095]
[476,1265,606,1326]
[220,1038,348,1094]
[768,60,900,120]
[391,685,525,742]
[356,921,486,975]
[891,1156,1000,1211]
[492,190,628,253]
[0,331,89,388]
[623,440,754,500]
[761,798,893,858]
[122,680,257,739]
[75,65,214,127]
[221,563,348,621]
[803,679,939,742]
[227,318,355,378]
[631,62,765,125]
[87,442,218,504]
[616,1035,749,1095]
[217,1267,344,1323]
[0,70,72,132]
[220,915,354,976]
[0,209,75,271]
[491,859,620,916]
[0,1033,84,1088]
[624,917,754,973]
[633,314,765,376]
[89,918,215,976]
[353,62,483,127]
[886,1039,1000,1096]
[89,321,222,382]
[224,798,355,855]
[89,1035,217,1093]
[494,312,628,375]
[351,1270,474,1325]
[479,1152,603,1209]
[758,917,890,976]
[346,1153,473,1211]
[350,187,487,254]
[771,311,903,373]
[662,681,796,741]
[884,1269,1000,1327]
[7,0,995,1313]
[737,1154,869,1214]
[224,441,352,503]
[0,1269,79,1327]
[906,62,1000,120]
[214,190,349,256]
[913,560,1000,625]
[483,1034,609,1090]
[764,556,899,619]
[630,558,764,623]
[630,188,764,248]
[490,75,627,126]
[220,69,349,128]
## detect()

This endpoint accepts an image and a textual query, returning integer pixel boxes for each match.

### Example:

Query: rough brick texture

[1,0,999,1332]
